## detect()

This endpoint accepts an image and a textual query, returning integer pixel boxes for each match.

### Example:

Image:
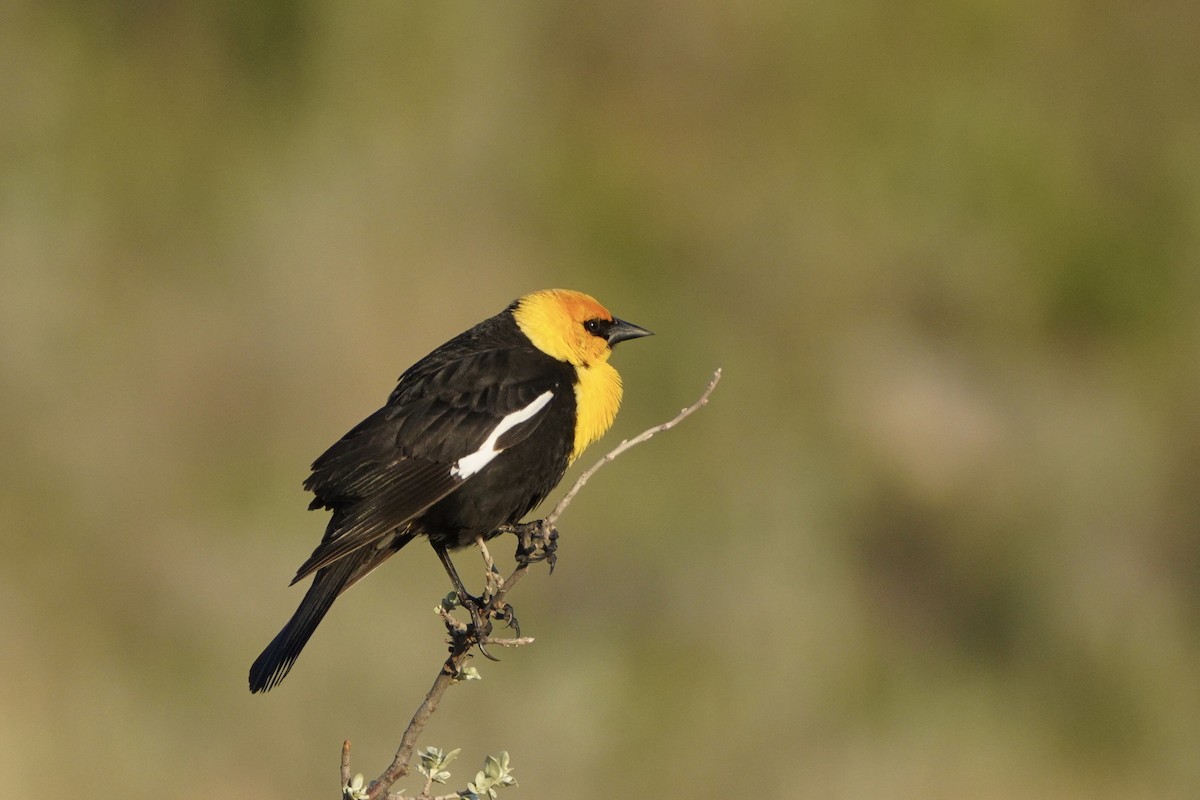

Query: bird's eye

[583,319,606,337]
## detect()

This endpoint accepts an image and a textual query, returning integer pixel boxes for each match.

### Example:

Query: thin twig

[353,368,721,800]
[474,534,502,597]
[479,636,535,647]
[436,604,468,634]
[489,367,722,612]
[548,367,722,525]
[474,534,495,574]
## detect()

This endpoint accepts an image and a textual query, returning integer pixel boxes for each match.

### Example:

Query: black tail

[249,532,411,692]
[248,555,354,692]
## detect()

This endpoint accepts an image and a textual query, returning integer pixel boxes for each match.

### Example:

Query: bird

[249,289,652,692]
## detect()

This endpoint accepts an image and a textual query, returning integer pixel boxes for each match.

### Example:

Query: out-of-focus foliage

[2,2,1198,798]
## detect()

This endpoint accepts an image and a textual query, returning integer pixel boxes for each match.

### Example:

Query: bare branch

[365,648,471,800]
[350,368,721,800]
[486,369,722,616]
[479,635,535,648]
[548,367,722,525]
[435,604,468,635]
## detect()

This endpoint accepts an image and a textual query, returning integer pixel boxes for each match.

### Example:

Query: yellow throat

[513,289,625,462]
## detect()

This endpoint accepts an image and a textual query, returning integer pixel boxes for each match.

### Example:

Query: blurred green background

[3,2,1199,798]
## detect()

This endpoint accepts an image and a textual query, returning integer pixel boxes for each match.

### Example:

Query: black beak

[606,317,654,346]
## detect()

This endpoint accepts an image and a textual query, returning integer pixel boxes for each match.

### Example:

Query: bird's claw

[455,592,520,660]
[493,601,521,638]
[512,521,559,573]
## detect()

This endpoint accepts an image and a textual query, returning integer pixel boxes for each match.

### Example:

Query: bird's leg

[432,541,499,661]
[432,540,476,607]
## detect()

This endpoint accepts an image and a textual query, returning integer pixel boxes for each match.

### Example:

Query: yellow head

[512,289,652,460]
[512,289,651,367]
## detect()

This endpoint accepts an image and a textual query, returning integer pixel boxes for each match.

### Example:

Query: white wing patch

[451,390,553,479]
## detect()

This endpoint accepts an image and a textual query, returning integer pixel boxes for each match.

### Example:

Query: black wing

[291,346,562,582]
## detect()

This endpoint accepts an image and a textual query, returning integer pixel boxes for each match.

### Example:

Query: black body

[249,307,577,692]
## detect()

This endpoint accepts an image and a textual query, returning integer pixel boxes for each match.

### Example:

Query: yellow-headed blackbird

[249,289,651,692]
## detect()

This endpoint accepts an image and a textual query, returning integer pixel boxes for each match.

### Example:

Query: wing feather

[291,347,562,582]
[292,458,461,582]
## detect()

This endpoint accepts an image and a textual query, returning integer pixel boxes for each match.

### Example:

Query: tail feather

[249,532,413,693]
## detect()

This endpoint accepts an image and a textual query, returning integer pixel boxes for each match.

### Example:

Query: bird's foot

[451,591,522,660]
[449,591,496,661]
[506,520,559,573]
[491,600,521,638]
